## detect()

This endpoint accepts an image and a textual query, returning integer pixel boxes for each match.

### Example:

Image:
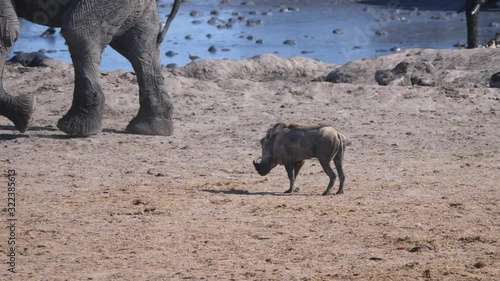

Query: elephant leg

[57,1,131,136]
[110,5,174,136]
[0,11,36,133]
[0,52,36,133]
[56,35,106,136]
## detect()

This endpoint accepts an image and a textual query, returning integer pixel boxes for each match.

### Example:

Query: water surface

[9,0,500,71]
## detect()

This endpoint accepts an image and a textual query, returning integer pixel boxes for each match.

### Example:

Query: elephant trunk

[0,0,20,53]
[1,0,20,85]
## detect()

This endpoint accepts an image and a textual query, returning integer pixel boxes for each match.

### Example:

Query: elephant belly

[15,0,72,27]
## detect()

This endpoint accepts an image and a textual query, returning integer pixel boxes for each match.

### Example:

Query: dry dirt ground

[1,49,499,280]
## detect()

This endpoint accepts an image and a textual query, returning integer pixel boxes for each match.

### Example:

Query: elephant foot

[125,115,174,136]
[57,106,103,137]
[5,94,37,133]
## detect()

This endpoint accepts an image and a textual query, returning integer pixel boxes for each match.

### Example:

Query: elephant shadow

[0,125,126,140]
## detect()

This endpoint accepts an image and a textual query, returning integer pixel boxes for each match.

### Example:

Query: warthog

[253,123,348,196]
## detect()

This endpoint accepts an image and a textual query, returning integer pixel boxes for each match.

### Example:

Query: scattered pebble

[189,10,204,17]
[256,39,265,44]
[208,46,217,53]
[332,28,344,34]
[390,47,401,53]
[207,17,221,25]
[283,39,298,45]
[185,35,193,40]
[165,51,177,57]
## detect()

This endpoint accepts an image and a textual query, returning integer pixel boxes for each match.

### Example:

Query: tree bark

[465,0,480,48]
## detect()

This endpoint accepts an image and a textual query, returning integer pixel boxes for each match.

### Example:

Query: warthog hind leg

[334,152,345,195]
[319,158,337,196]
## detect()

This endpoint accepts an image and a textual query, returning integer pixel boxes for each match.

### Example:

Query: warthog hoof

[284,187,299,194]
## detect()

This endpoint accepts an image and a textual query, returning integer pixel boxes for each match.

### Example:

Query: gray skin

[253,123,347,196]
[0,0,181,136]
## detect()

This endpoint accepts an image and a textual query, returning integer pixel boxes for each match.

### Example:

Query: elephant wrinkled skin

[0,0,181,136]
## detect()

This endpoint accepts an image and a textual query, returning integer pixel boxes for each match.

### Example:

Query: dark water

[8,0,500,71]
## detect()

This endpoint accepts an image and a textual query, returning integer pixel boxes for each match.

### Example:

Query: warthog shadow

[201,189,315,196]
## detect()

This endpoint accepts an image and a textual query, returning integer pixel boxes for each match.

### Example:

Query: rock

[189,10,204,17]
[41,27,56,38]
[255,39,265,44]
[185,35,193,40]
[7,51,57,67]
[375,61,437,86]
[207,17,221,25]
[332,29,344,34]
[165,51,177,57]
[283,39,297,45]
[174,54,332,82]
[326,69,352,83]
[490,72,500,88]
[375,30,388,36]
[390,47,402,53]
[208,46,217,53]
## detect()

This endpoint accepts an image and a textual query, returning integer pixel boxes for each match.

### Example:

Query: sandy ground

[1,49,499,280]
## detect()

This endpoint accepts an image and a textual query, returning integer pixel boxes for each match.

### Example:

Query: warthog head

[253,123,287,176]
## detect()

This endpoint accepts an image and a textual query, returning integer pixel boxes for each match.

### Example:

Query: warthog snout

[253,158,276,176]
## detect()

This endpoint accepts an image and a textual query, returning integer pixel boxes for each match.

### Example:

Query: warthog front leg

[284,163,297,193]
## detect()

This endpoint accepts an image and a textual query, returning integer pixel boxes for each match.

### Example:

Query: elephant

[0,0,181,136]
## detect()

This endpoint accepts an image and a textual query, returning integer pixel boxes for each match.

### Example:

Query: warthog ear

[263,130,278,150]
[272,123,288,132]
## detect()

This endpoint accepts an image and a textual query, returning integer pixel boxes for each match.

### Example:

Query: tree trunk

[465,0,480,48]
